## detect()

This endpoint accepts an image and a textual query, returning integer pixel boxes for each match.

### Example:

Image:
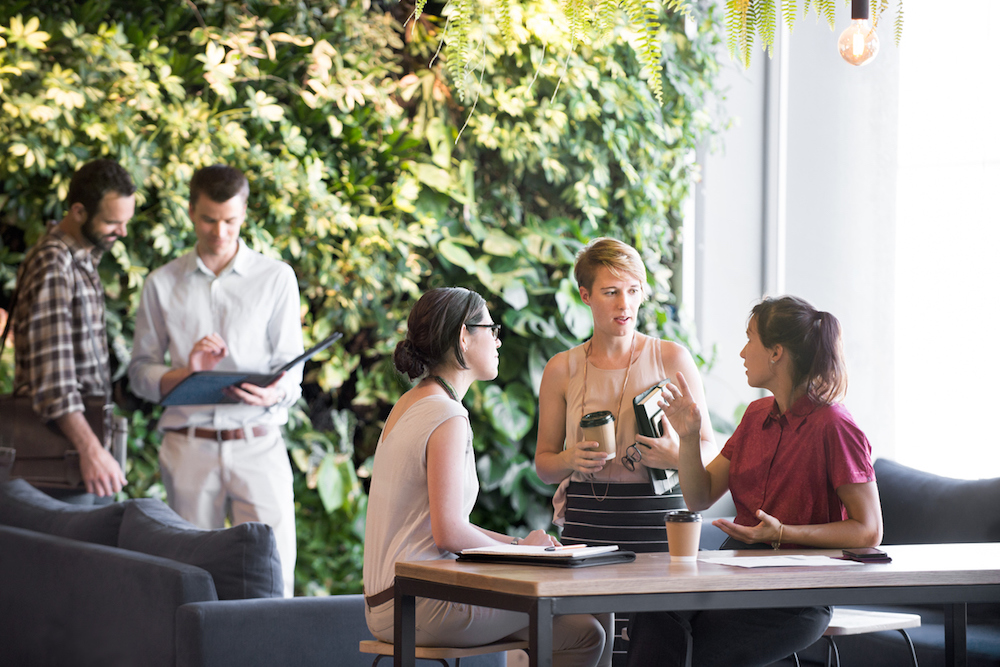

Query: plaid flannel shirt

[13,227,110,421]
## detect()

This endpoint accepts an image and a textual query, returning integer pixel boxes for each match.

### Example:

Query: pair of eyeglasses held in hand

[622,442,644,471]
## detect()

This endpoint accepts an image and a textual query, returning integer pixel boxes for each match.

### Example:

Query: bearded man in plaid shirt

[13,159,136,501]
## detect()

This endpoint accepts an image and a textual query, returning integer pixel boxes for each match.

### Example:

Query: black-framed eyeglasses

[466,323,502,340]
[622,443,643,471]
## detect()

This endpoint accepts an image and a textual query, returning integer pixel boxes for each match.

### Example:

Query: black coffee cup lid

[580,410,614,428]
[665,510,702,522]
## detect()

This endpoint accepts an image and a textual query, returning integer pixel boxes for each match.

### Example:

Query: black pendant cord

[429,375,458,402]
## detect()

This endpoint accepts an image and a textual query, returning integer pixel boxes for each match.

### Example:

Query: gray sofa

[791,458,1000,667]
[0,479,502,667]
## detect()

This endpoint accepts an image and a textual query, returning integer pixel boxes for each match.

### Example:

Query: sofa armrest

[0,524,217,667]
[176,594,374,667]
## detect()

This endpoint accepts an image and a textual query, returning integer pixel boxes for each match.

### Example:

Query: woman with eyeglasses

[363,287,606,667]
[535,238,716,553]
[625,296,882,666]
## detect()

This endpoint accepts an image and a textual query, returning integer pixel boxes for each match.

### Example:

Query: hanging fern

[725,0,743,65]
[495,0,515,47]
[622,0,664,103]
[443,0,473,101]
[815,0,835,30]
[894,0,903,45]
[758,0,777,57]
[564,0,588,47]
[414,0,430,21]
[725,0,755,69]
[742,0,756,68]
[781,0,796,33]
[430,0,906,102]
[593,0,619,45]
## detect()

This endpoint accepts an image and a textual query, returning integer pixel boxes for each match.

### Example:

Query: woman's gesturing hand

[714,509,782,546]
[657,371,702,440]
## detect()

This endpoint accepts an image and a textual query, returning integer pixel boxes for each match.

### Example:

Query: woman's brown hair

[751,296,847,405]
[393,287,487,380]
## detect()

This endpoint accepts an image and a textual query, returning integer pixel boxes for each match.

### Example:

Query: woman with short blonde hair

[534,237,717,665]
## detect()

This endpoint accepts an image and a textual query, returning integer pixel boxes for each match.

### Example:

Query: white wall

[893,1,1000,479]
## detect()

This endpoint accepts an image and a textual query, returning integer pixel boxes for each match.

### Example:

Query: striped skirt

[560,481,687,666]
[560,481,686,553]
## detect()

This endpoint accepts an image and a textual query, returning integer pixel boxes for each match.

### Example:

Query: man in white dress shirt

[128,165,303,597]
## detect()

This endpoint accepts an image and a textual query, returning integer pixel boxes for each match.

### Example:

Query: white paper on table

[707,555,865,568]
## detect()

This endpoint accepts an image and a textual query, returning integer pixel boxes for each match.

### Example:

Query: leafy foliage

[0,0,722,594]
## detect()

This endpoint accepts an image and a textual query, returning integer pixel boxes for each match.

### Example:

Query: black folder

[457,550,636,568]
[633,378,679,494]
[160,332,343,406]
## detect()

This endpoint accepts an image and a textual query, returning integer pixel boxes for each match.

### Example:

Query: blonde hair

[574,238,647,294]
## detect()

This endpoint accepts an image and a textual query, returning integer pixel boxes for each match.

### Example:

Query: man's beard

[81,218,119,251]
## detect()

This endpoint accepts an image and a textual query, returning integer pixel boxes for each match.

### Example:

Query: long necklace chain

[429,375,458,402]
[581,332,637,428]
[581,333,638,502]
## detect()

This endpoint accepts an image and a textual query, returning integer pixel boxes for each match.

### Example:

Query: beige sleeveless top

[362,396,476,600]
[551,333,674,525]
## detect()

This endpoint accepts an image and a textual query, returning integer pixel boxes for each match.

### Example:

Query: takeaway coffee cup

[580,411,616,456]
[665,510,702,561]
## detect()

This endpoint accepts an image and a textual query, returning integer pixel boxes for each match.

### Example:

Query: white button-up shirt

[128,239,304,431]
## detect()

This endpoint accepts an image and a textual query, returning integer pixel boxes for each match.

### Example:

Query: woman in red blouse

[626,295,883,667]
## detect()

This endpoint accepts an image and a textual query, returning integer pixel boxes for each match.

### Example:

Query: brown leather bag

[0,394,112,488]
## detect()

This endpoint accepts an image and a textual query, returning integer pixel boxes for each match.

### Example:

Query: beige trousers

[160,428,296,597]
[366,598,610,667]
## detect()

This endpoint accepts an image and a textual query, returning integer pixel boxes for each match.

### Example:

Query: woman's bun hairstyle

[393,338,427,381]
[394,287,487,381]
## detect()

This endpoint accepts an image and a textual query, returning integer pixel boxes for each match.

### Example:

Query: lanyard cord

[580,333,637,501]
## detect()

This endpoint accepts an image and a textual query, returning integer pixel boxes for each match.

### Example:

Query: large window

[894,0,1000,479]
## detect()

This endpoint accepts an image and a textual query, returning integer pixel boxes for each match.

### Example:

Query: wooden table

[393,543,1000,667]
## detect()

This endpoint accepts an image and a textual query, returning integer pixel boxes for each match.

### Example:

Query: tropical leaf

[483,382,536,441]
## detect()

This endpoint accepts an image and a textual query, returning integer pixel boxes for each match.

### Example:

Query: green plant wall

[0,0,722,595]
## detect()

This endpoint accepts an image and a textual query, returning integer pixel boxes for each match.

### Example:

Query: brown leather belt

[365,586,394,608]
[165,426,271,441]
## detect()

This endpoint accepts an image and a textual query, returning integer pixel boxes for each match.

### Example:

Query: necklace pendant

[430,375,458,402]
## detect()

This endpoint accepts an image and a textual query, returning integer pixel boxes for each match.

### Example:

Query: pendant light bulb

[838,0,880,66]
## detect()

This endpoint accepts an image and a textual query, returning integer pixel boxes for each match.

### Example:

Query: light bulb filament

[853,31,864,57]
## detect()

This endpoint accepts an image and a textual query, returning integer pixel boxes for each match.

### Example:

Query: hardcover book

[633,378,679,494]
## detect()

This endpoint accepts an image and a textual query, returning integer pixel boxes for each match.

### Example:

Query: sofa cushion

[117,498,283,600]
[0,479,125,546]
[875,458,1000,545]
